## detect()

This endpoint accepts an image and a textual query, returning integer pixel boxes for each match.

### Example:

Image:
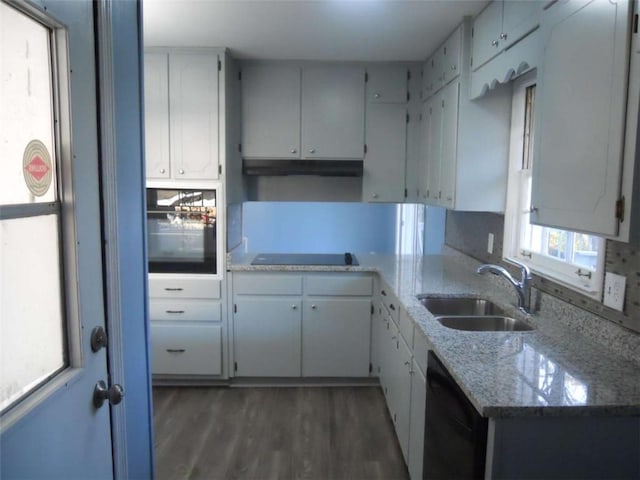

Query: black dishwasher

[423,351,488,479]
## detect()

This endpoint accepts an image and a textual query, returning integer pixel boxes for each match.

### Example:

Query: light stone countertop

[227,250,640,417]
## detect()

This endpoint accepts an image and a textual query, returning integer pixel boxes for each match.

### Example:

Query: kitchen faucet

[476,260,532,314]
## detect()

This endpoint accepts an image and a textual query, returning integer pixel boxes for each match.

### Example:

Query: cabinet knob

[491,40,499,47]
[311,304,317,310]
[290,148,297,154]
[159,168,166,174]
[373,92,381,99]
[291,304,297,310]
[179,169,185,175]
[309,148,316,154]
[451,64,456,71]
[500,32,508,40]
[372,193,379,199]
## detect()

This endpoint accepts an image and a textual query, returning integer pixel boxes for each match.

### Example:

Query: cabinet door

[378,312,394,401]
[302,298,371,377]
[531,0,630,236]
[234,298,301,376]
[472,1,502,70]
[501,0,541,49]
[363,104,407,202]
[301,65,365,159]
[151,322,222,375]
[439,82,459,208]
[421,60,435,100]
[418,101,430,201]
[430,48,445,93]
[425,94,443,204]
[144,53,170,180]
[389,334,413,462]
[169,53,219,180]
[241,64,301,158]
[443,26,462,84]
[367,65,408,104]
[408,360,426,480]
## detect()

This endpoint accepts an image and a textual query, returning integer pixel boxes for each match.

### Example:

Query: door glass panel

[0,2,57,205]
[0,2,67,415]
[0,215,66,412]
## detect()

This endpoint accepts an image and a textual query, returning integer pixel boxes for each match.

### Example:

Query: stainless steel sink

[437,315,534,332]
[417,295,506,317]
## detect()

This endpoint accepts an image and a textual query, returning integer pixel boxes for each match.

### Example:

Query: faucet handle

[509,259,532,281]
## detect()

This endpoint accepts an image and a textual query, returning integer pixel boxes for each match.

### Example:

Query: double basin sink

[417,295,534,332]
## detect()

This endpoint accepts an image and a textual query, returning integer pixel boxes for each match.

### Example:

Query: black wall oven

[146,188,218,274]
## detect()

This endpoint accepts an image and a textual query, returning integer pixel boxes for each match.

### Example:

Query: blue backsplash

[242,202,398,253]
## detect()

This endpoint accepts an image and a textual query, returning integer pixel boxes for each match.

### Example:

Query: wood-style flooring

[153,386,409,480]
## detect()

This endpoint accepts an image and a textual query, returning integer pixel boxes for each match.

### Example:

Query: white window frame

[503,71,605,299]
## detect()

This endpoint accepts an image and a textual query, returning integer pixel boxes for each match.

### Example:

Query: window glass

[0,2,57,205]
[0,216,66,412]
[504,76,604,296]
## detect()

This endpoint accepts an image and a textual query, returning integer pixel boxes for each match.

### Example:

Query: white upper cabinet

[531,0,633,237]
[144,50,220,182]
[144,53,170,180]
[472,1,503,70]
[418,20,512,212]
[363,65,409,203]
[241,65,301,159]
[364,104,407,203]
[301,65,366,159]
[169,53,220,180]
[472,1,541,71]
[422,25,463,100]
[367,65,408,104]
[240,63,365,160]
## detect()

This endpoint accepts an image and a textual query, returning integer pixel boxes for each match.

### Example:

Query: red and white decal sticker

[23,140,52,196]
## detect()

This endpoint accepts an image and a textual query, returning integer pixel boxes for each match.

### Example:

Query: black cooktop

[251,253,359,266]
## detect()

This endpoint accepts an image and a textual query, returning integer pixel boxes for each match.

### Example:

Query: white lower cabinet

[302,298,371,377]
[388,332,413,462]
[408,359,426,480]
[149,274,227,378]
[151,323,222,376]
[233,298,302,377]
[231,272,373,378]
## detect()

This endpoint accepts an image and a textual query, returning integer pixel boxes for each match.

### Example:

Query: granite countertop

[227,250,640,417]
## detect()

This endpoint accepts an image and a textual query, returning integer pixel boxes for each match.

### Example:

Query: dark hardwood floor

[153,386,409,480]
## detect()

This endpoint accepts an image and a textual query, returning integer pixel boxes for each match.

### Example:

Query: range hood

[243,159,363,177]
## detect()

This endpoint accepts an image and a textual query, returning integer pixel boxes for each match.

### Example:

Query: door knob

[93,381,124,408]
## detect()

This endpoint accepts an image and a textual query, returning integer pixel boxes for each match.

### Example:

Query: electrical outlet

[603,272,626,311]
[487,233,494,254]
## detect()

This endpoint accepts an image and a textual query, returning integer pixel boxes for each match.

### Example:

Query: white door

[1,1,115,477]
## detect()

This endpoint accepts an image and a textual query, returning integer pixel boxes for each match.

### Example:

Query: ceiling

[143,0,489,62]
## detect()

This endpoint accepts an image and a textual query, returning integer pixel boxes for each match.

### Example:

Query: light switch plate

[603,272,626,311]
[487,233,494,254]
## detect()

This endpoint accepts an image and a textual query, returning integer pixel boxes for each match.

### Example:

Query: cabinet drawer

[305,275,373,296]
[413,328,430,376]
[151,323,222,376]
[149,276,221,299]
[398,307,414,347]
[149,299,221,322]
[234,273,302,295]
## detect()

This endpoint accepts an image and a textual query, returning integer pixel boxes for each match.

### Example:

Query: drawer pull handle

[166,310,185,314]
[389,304,396,311]
[164,288,183,292]
[166,349,186,353]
